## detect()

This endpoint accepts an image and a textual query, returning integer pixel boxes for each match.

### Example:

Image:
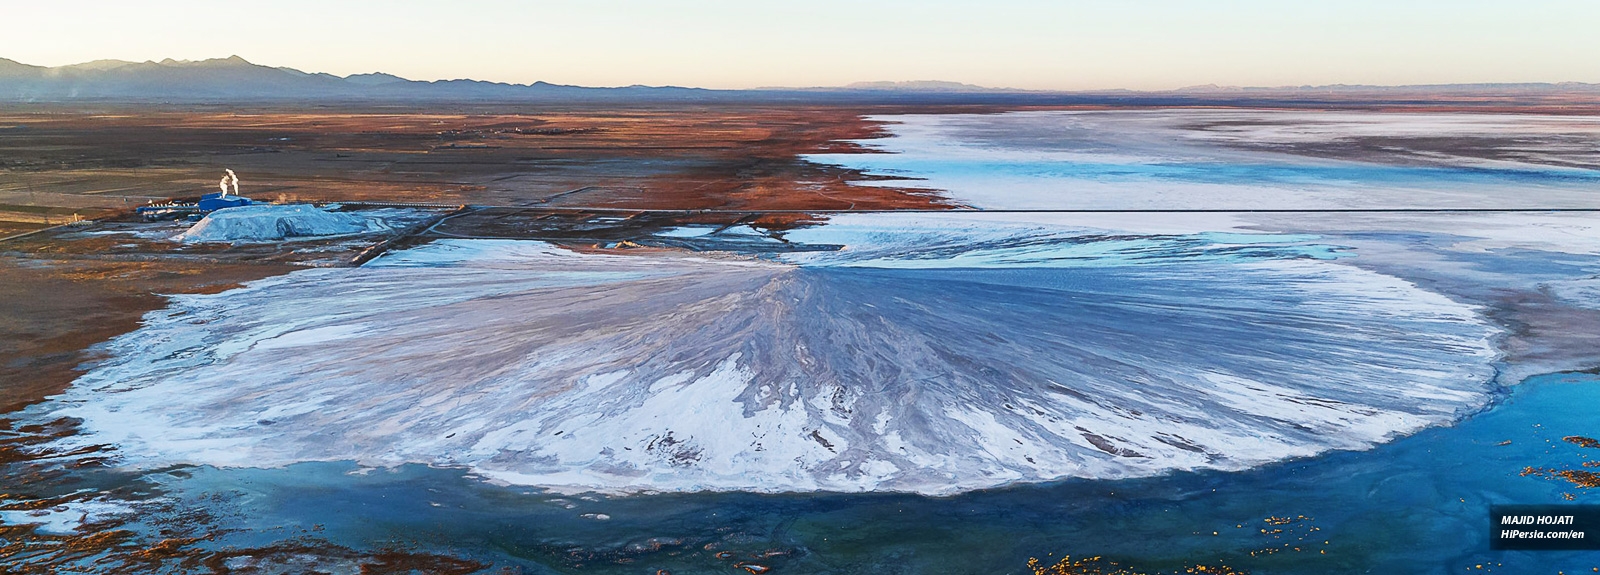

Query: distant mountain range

[0,56,720,102]
[3,56,1598,104]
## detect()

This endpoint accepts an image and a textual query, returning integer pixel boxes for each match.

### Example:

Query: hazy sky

[4,0,1597,90]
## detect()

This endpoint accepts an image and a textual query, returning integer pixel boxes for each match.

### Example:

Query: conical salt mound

[54,215,1498,495]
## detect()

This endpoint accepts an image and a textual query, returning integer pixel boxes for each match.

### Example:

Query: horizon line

[6,55,1599,95]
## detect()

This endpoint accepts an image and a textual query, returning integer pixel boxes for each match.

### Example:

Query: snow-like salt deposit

[176,204,379,243]
[803,110,1600,210]
[0,500,133,535]
[45,215,1501,495]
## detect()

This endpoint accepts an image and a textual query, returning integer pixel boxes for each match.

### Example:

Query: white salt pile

[52,227,1500,495]
[177,204,378,243]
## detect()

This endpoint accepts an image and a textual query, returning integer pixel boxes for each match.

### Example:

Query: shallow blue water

[834,157,1600,189]
[802,111,1600,210]
[144,372,1600,574]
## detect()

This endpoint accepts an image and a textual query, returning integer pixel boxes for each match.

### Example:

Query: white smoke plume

[218,169,241,197]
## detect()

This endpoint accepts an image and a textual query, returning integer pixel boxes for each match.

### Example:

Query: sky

[3,0,1598,90]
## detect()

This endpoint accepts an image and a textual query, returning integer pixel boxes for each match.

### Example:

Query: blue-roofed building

[137,170,256,220]
[197,192,253,212]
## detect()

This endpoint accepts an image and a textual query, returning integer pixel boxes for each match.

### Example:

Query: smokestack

[226,169,240,196]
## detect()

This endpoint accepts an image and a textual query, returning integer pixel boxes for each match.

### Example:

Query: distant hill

[0,58,46,76]
[840,80,1005,92]
[2,55,1598,105]
[343,72,409,86]
[0,55,719,102]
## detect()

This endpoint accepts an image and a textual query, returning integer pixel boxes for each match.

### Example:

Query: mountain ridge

[3,55,1598,103]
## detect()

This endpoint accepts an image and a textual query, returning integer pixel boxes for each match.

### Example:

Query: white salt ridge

[48,223,1499,495]
[777,212,1343,269]
[0,500,133,535]
[177,204,382,243]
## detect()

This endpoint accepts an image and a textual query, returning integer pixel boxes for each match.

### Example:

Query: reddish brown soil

[0,105,961,212]
[0,222,47,238]
[0,257,292,413]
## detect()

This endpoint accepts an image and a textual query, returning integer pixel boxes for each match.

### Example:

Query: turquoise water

[140,372,1600,574]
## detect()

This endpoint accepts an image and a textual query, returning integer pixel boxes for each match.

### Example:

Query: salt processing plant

[136,169,254,221]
